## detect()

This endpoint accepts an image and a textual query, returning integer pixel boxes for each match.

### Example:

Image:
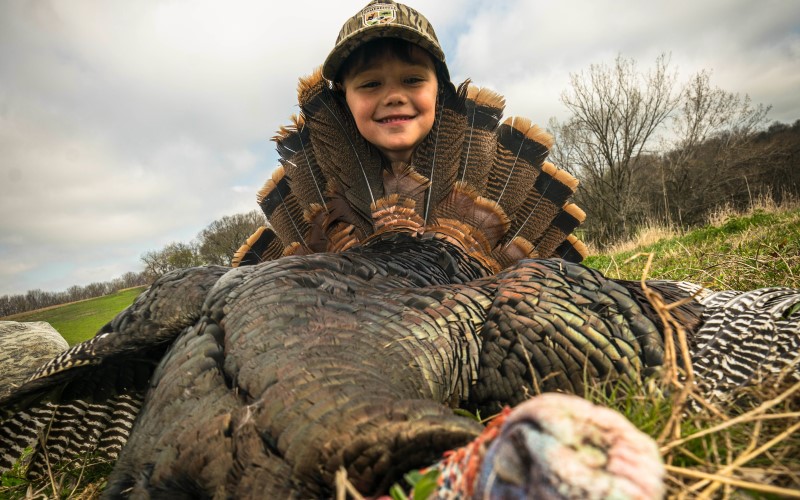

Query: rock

[0,321,68,397]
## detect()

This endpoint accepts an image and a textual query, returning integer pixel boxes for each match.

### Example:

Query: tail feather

[414,81,468,222]
[460,84,504,190]
[232,226,283,267]
[487,117,552,219]
[433,182,509,248]
[555,234,590,263]
[274,115,326,211]
[508,162,578,245]
[257,167,310,248]
[533,203,587,258]
[382,161,430,213]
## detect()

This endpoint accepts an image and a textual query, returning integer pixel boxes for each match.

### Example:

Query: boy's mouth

[377,115,415,124]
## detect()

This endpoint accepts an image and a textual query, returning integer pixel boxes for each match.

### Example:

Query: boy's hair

[334,38,441,85]
[322,0,450,83]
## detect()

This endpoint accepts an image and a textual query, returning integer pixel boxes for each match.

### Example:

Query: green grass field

[3,286,147,345]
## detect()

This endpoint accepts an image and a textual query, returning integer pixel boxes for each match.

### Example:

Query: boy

[322,0,448,164]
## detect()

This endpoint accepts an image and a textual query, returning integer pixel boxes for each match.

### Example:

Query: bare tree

[660,70,771,225]
[196,210,266,266]
[551,53,680,244]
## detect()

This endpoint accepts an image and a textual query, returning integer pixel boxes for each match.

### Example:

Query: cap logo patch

[362,4,397,26]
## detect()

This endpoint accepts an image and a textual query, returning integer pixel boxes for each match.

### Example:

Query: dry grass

[706,190,800,228]
[602,222,680,255]
[595,191,800,263]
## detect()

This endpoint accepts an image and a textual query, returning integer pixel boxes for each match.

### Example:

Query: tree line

[0,271,149,318]
[549,53,799,246]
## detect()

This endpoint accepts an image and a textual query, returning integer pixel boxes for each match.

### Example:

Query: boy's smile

[343,49,438,163]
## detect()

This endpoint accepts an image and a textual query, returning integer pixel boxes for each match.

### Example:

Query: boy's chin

[377,146,415,163]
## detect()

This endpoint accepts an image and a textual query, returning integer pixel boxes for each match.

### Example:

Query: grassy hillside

[584,207,800,290]
[3,286,146,345]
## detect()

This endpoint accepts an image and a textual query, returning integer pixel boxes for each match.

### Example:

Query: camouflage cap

[322,0,446,81]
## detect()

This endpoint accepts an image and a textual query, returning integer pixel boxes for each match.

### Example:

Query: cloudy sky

[1,0,798,296]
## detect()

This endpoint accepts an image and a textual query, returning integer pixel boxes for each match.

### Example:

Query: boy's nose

[382,85,407,106]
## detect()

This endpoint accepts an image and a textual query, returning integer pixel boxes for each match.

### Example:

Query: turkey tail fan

[460,84,505,191]
[256,166,310,249]
[486,117,553,220]
[237,76,588,268]
[413,80,468,222]
[298,68,383,223]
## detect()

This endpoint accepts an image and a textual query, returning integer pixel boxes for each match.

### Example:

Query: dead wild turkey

[1,73,798,498]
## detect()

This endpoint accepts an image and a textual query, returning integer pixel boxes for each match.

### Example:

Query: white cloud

[447,0,800,123]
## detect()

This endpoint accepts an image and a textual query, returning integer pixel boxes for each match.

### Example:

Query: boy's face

[342,47,438,163]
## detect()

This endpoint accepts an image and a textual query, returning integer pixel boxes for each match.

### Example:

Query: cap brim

[322,24,445,81]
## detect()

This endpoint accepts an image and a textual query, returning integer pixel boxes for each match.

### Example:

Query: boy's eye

[359,81,380,89]
[404,77,425,84]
